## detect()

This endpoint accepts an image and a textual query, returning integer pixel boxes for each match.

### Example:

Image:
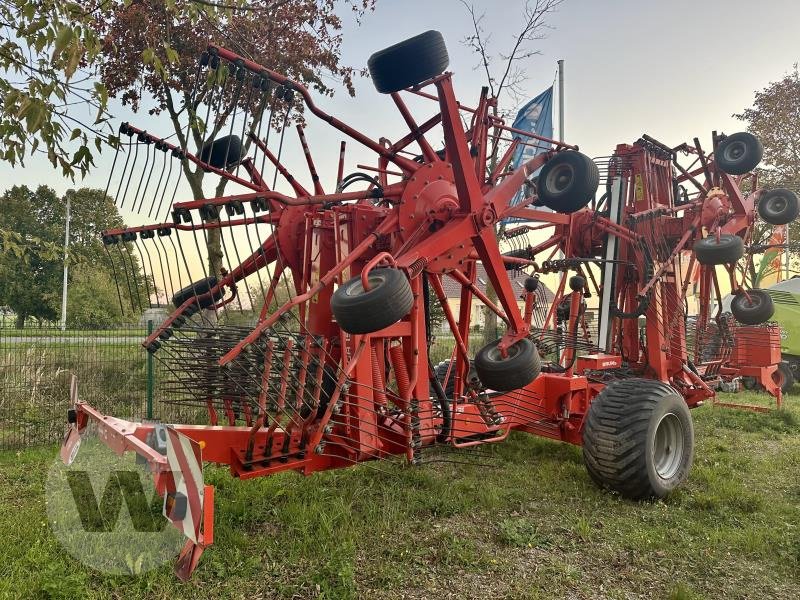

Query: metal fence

[0,322,160,448]
[0,320,488,449]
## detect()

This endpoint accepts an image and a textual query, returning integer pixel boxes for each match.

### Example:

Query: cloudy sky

[2,0,798,220]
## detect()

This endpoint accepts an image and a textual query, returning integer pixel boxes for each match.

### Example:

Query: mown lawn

[1,391,799,599]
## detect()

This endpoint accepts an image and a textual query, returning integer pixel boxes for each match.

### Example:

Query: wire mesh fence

[0,320,167,449]
[0,318,489,449]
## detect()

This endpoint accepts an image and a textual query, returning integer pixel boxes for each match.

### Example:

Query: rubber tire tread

[582,378,694,500]
[474,338,541,392]
[367,31,449,94]
[693,234,744,265]
[731,289,774,325]
[200,135,244,169]
[537,151,599,213]
[331,268,413,334]
[715,132,763,175]
[758,188,799,226]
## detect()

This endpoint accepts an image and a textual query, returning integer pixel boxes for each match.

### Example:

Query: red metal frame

[64,43,780,580]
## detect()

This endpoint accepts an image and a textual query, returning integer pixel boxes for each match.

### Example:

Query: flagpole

[786,225,790,280]
[557,59,565,142]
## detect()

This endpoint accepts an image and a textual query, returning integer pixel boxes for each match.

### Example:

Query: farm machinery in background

[59,30,792,580]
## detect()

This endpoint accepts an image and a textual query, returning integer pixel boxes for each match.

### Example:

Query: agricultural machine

[60,31,790,579]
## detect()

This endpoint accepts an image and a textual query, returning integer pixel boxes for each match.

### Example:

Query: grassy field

[1,391,799,599]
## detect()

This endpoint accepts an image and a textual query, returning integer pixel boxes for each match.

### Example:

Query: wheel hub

[546,163,574,193]
[724,141,746,161]
[653,412,684,479]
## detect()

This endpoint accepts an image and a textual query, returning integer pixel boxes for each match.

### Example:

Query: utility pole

[557,59,565,142]
[60,195,70,331]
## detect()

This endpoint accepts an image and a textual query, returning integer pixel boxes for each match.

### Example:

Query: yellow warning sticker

[634,174,644,202]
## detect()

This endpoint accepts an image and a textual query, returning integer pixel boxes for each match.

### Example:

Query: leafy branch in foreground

[0,0,120,178]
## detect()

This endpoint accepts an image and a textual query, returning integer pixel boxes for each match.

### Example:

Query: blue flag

[508,87,554,208]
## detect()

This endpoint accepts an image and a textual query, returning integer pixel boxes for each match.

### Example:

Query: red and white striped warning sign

[164,427,204,543]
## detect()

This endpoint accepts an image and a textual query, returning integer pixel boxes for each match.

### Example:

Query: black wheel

[582,379,694,500]
[367,30,449,94]
[715,132,763,175]
[693,234,744,265]
[758,188,799,225]
[742,376,758,391]
[172,276,223,309]
[200,135,244,169]
[430,359,479,397]
[331,268,413,334]
[502,248,533,270]
[474,337,540,392]
[731,289,774,325]
[774,361,794,394]
[537,151,599,213]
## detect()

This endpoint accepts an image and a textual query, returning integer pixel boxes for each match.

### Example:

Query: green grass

[2,391,800,599]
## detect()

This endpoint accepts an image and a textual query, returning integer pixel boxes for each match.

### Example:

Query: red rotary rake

[61,31,793,579]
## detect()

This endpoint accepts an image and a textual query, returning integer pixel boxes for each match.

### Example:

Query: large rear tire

[430,359,479,397]
[367,31,449,94]
[582,379,694,500]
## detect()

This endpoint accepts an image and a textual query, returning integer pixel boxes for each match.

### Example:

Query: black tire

[200,135,244,169]
[502,248,533,270]
[537,151,599,213]
[774,361,794,394]
[758,188,799,226]
[693,234,744,265]
[431,359,479,397]
[474,337,540,392]
[715,132,763,175]
[367,31,449,94]
[731,289,774,325]
[582,379,694,500]
[331,268,413,334]
[172,276,223,309]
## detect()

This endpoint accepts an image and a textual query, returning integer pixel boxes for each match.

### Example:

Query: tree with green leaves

[735,66,800,189]
[94,0,375,275]
[735,66,800,281]
[0,185,143,327]
[0,0,114,178]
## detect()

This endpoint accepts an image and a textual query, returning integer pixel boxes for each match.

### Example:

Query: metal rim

[486,341,522,363]
[344,273,386,296]
[722,140,746,163]
[740,292,763,309]
[653,412,684,480]
[766,194,787,214]
[545,163,575,195]
[773,367,786,388]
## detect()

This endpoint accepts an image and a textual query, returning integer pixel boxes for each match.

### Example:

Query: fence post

[146,319,154,419]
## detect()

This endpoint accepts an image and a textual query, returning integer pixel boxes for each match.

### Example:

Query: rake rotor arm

[210,45,421,174]
[248,132,311,197]
[407,86,577,151]
[218,214,400,366]
[485,151,555,217]
[121,123,263,192]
